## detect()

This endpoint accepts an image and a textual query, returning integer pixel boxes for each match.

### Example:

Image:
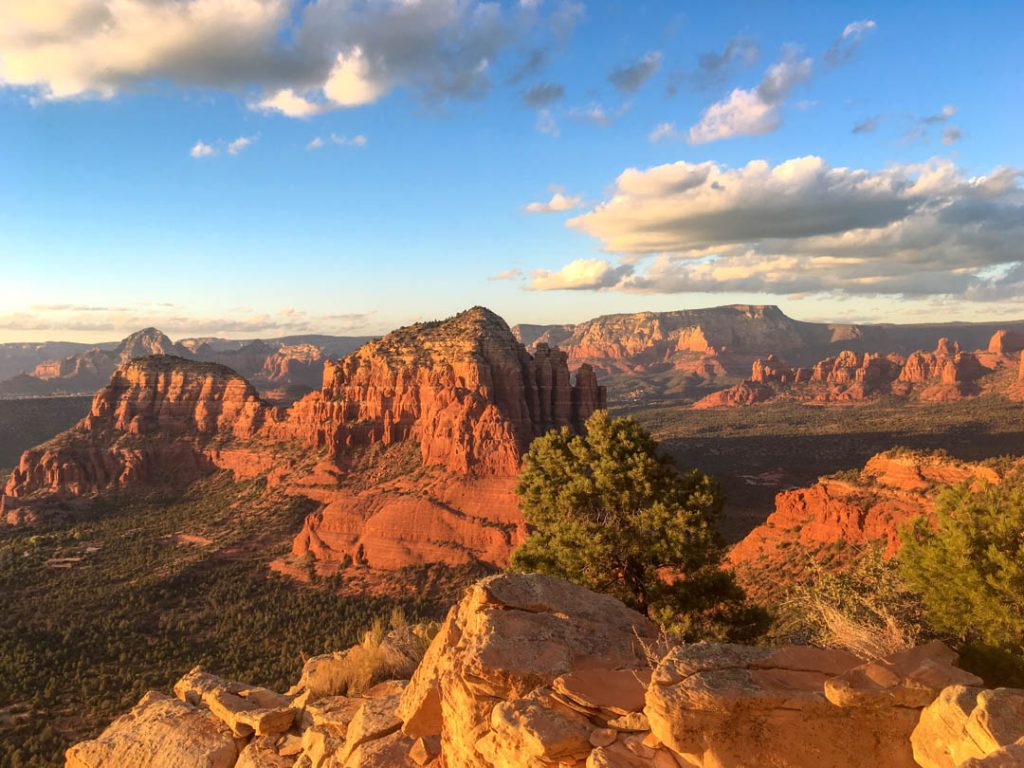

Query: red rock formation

[2,357,265,520]
[987,329,1024,356]
[260,344,324,387]
[728,450,1010,596]
[692,380,775,409]
[3,308,605,574]
[273,308,603,477]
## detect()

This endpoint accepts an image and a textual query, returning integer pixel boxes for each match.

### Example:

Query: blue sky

[0,0,1022,342]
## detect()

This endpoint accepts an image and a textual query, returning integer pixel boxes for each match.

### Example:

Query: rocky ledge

[65,573,1024,768]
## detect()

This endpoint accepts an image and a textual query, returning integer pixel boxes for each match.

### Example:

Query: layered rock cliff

[275,307,603,477]
[2,357,265,521]
[66,573,1024,768]
[728,450,1014,596]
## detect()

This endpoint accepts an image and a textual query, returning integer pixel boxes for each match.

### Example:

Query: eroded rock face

[728,450,1012,596]
[645,641,982,768]
[276,308,604,477]
[397,573,660,768]
[2,357,264,512]
[692,380,775,409]
[4,308,604,575]
[913,685,1024,768]
[988,330,1024,356]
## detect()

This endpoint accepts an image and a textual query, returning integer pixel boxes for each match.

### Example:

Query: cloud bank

[0,0,577,115]
[526,156,1024,299]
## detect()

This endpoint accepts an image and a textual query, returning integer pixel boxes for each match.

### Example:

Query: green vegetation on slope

[0,475,442,768]
[900,475,1024,685]
[0,396,92,468]
[626,394,1024,540]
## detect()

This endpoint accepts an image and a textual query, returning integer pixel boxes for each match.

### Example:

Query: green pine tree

[510,410,767,641]
[899,475,1024,682]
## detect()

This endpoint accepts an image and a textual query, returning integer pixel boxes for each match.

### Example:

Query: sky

[0,0,1022,342]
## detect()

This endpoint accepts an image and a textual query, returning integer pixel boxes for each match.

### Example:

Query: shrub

[775,545,922,659]
[899,475,1024,683]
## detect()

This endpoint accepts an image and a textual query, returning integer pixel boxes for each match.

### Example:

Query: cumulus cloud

[524,189,584,213]
[0,0,570,116]
[523,82,564,107]
[547,156,1024,299]
[688,48,812,143]
[608,51,662,93]
[530,258,632,291]
[190,140,216,158]
[824,19,877,66]
[307,136,325,150]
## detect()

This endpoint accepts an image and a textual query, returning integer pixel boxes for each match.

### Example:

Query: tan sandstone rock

[644,643,920,768]
[65,690,238,768]
[397,573,659,768]
[913,686,1024,768]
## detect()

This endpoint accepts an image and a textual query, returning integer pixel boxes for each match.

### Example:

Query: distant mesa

[0,326,372,401]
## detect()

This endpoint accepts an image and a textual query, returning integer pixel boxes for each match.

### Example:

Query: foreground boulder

[65,574,1024,768]
[65,691,238,768]
[913,686,1024,767]
[397,573,661,768]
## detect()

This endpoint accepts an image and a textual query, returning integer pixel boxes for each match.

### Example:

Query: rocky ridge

[727,449,1016,596]
[65,573,1024,768]
[693,330,1022,408]
[0,328,371,401]
[2,308,605,573]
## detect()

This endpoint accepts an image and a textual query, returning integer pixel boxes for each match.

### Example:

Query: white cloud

[547,156,1024,299]
[688,49,812,143]
[530,258,632,291]
[254,88,328,118]
[942,126,963,145]
[228,136,254,155]
[824,19,877,66]
[536,108,560,136]
[330,133,367,147]
[648,122,681,142]
[190,140,216,158]
[488,268,523,281]
[307,136,325,150]
[524,190,583,213]
[0,0,564,116]
[0,0,289,100]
